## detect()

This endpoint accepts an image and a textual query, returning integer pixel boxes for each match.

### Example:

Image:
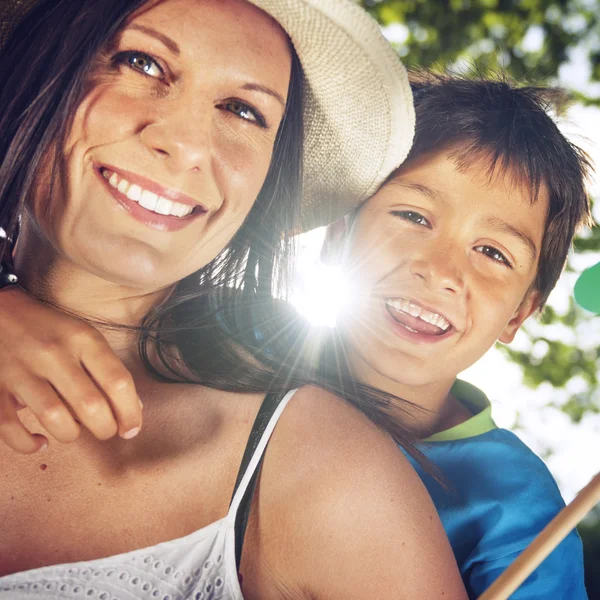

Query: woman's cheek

[214,125,275,203]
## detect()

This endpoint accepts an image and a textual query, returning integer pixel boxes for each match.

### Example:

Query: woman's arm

[0,286,142,453]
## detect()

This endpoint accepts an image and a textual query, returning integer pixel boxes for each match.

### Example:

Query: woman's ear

[498,290,541,344]
[320,216,351,265]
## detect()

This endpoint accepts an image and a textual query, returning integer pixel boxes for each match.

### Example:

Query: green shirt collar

[424,379,497,442]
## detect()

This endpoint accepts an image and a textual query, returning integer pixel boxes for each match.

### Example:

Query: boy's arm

[469,529,588,599]
[0,286,143,452]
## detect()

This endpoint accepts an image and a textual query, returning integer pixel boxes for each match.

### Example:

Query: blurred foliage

[360,0,600,104]
[360,0,600,427]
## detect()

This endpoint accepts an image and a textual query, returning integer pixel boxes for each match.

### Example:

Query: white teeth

[154,196,173,216]
[386,298,452,331]
[407,302,421,318]
[139,189,158,211]
[101,169,196,218]
[117,178,130,195]
[127,184,142,202]
[172,203,187,217]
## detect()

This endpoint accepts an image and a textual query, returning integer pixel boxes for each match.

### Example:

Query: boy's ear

[498,290,541,343]
[321,216,350,265]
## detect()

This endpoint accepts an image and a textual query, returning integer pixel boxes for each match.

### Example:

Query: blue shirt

[406,379,588,600]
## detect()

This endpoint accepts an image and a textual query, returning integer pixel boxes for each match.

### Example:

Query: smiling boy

[325,72,592,598]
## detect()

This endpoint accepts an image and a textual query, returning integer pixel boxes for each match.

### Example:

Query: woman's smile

[95,165,208,232]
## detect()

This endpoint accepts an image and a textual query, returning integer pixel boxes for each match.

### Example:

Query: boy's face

[335,149,549,389]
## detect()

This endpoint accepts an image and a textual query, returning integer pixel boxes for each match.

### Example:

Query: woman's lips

[95,165,206,232]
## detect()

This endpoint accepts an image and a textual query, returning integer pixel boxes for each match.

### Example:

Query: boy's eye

[390,210,431,228]
[115,51,164,79]
[219,99,267,128]
[475,245,512,268]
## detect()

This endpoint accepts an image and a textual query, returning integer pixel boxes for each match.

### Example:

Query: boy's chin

[373,354,458,390]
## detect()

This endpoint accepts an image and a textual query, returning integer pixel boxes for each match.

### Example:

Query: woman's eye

[115,51,164,79]
[221,100,266,128]
[391,210,431,228]
[475,245,512,268]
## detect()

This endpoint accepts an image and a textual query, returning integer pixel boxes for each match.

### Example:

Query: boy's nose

[409,251,465,294]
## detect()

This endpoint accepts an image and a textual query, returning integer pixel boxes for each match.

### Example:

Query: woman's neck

[13,218,173,356]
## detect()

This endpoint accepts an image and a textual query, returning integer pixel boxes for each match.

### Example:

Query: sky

[289,26,600,503]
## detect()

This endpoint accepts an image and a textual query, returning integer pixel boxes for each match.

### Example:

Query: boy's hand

[0,286,142,454]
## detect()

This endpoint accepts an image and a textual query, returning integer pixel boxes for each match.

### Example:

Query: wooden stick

[479,471,600,600]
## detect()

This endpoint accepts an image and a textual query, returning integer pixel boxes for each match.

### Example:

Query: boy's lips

[384,296,459,344]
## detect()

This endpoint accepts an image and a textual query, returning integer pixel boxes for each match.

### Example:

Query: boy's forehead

[369,149,548,212]
[356,149,549,250]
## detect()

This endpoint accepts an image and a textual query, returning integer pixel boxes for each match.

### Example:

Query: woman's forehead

[128,0,289,52]
[123,0,292,88]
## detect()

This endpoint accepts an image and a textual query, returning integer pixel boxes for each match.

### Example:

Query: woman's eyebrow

[241,83,286,109]
[128,24,180,56]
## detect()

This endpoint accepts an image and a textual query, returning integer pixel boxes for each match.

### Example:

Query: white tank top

[0,389,299,600]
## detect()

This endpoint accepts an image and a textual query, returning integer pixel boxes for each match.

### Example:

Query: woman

[0,0,466,598]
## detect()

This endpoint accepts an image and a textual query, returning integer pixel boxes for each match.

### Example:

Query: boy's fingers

[0,395,48,454]
[80,348,142,439]
[47,361,119,441]
[13,379,81,444]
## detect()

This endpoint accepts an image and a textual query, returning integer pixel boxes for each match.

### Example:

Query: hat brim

[249,0,415,231]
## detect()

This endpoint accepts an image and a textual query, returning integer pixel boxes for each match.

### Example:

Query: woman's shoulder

[264,385,428,510]
[271,385,412,468]
[244,385,467,599]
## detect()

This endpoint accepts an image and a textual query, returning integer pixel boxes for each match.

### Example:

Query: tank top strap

[227,388,299,569]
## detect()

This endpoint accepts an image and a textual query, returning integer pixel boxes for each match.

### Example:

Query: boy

[322,71,592,598]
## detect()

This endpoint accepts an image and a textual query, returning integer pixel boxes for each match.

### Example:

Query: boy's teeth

[386,298,451,331]
[102,169,195,218]
[407,302,421,317]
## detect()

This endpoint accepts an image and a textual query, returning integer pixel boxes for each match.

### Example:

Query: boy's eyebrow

[391,181,448,204]
[128,24,180,56]
[479,216,538,262]
[391,179,538,262]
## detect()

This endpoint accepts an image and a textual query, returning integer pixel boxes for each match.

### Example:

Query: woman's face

[29,0,292,289]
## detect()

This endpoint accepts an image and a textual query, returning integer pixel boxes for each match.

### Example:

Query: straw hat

[0,0,415,231]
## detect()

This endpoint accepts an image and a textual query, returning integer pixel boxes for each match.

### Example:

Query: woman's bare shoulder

[251,385,467,600]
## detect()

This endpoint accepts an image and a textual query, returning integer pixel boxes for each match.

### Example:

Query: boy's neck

[348,351,471,438]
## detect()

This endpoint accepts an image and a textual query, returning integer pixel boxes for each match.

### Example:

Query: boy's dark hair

[401,69,594,309]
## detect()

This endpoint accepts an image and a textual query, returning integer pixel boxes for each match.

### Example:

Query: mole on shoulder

[39,464,48,471]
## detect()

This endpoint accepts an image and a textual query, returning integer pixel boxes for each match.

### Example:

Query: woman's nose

[140,96,213,173]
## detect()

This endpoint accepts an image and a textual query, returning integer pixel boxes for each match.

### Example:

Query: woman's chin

[73,249,187,294]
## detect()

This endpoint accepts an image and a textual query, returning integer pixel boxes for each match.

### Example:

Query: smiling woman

[0,1,469,599]
[23,0,293,289]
